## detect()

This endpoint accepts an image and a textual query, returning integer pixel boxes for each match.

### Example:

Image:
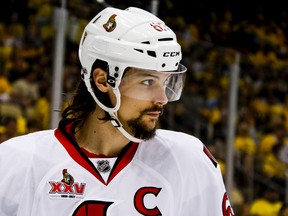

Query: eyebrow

[131,72,160,79]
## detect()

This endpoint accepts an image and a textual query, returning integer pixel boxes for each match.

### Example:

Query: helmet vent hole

[158,38,173,41]
[162,63,166,68]
[141,41,150,44]
[81,32,88,45]
[175,62,179,66]
[92,16,101,24]
[147,50,156,57]
[134,49,144,53]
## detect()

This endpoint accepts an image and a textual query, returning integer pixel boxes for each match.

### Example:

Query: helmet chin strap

[108,112,143,143]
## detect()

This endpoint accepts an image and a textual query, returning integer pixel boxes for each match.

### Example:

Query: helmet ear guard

[81,66,121,113]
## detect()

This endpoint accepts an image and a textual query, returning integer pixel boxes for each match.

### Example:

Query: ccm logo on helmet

[163,51,180,57]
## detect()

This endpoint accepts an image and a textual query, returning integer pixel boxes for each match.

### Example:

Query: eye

[142,79,155,86]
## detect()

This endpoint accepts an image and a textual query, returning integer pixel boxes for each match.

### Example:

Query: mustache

[142,106,164,116]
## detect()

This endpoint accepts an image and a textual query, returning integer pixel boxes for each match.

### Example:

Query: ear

[92,68,109,92]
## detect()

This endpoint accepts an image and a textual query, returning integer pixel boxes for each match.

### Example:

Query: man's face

[117,68,171,140]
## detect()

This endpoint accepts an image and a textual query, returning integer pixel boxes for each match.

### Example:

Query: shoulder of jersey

[155,129,219,168]
[156,129,200,141]
[0,129,56,148]
[154,129,203,150]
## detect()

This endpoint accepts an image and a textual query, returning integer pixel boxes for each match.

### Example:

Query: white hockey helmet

[79,6,187,114]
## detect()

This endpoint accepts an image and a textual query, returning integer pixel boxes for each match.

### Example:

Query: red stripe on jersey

[55,128,105,184]
[107,142,139,184]
[55,125,139,185]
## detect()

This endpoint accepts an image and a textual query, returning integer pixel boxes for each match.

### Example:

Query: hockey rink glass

[119,64,187,102]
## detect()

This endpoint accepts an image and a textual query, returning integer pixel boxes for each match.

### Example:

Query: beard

[126,106,164,140]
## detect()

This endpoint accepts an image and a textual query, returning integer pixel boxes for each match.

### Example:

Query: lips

[146,111,161,118]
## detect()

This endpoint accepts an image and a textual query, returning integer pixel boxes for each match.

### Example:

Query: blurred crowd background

[0,0,288,215]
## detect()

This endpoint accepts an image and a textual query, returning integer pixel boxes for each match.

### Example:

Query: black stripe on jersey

[57,120,104,182]
[56,120,139,185]
[203,145,218,168]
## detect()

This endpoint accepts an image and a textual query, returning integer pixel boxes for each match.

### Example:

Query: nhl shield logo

[97,160,111,173]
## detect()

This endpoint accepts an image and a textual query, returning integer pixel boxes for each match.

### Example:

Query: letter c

[134,187,162,216]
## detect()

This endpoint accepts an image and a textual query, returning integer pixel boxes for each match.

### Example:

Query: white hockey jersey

[0,122,234,216]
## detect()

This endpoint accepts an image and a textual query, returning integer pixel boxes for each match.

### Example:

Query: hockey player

[0,6,234,215]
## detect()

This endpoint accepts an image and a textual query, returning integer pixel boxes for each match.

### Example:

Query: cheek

[118,96,142,119]
[120,95,136,111]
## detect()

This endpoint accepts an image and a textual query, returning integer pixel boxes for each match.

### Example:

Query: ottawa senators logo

[62,168,74,185]
[49,169,86,199]
[103,14,117,32]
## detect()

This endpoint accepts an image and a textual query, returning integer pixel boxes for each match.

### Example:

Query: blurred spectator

[278,203,288,216]
[11,67,40,110]
[258,123,287,157]
[32,86,51,130]
[0,116,27,143]
[249,187,283,216]
[5,48,29,83]
[234,122,257,194]
[0,73,11,101]
[234,122,257,157]
[261,142,287,188]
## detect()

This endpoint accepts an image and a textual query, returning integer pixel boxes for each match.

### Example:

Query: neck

[75,110,130,157]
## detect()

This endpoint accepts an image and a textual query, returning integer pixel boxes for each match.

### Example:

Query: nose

[153,87,168,105]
